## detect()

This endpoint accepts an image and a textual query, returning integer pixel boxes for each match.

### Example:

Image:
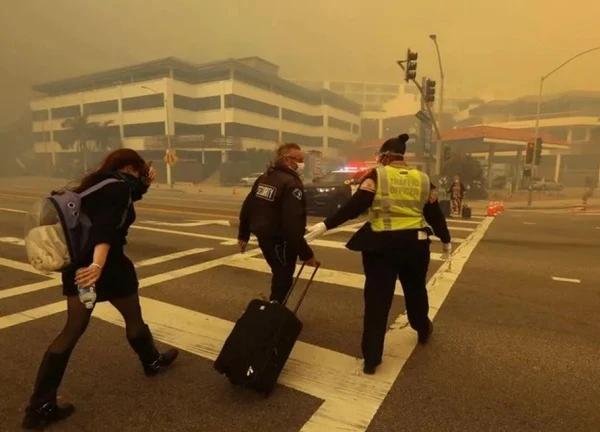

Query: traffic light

[534,138,542,165]
[404,49,418,82]
[525,141,534,164]
[425,79,436,103]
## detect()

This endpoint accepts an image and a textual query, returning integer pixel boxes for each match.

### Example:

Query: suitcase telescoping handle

[282,261,321,315]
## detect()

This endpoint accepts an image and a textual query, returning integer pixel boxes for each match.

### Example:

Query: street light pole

[142,84,173,188]
[528,45,600,207]
[430,34,445,177]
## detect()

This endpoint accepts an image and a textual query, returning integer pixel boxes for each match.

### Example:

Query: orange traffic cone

[493,201,500,214]
[486,202,496,217]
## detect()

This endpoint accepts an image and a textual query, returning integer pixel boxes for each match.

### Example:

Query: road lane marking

[448,226,475,232]
[0,248,215,300]
[0,207,26,214]
[551,276,581,283]
[134,248,212,268]
[131,225,444,259]
[0,199,239,220]
[0,248,264,325]
[0,279,61,300]
[444,219,481,225]
[0,301,67,330]
[0,237,25,246]
[0,257,60,278]
[523,222,536,225]
[139,220,231,227]
[225,256,403,294]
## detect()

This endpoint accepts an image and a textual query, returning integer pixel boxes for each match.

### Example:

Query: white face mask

[295,162,305,174]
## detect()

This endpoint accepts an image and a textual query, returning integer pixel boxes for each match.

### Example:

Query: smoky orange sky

[1,0,599,128]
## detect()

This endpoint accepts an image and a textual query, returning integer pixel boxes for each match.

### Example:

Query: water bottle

[75,268,97,309]
[77,285,96,309]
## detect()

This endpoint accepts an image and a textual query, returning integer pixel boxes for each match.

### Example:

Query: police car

[304,166,368,216]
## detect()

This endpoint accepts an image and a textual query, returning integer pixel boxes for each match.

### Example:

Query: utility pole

[429,34,445,177]
[528,45,600,206]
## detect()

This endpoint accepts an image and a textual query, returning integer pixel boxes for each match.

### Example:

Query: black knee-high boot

[126,324,178,376]
[22,350,76,430]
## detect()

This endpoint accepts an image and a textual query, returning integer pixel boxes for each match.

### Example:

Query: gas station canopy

[440,126,569,153]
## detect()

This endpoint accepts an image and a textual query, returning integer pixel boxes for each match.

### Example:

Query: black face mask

[113,172,149,202]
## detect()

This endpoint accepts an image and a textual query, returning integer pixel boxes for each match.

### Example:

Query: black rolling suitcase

[461,204,472,219]
[213,262,320,396]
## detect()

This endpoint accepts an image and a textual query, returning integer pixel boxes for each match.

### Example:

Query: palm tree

[58,115,121,171]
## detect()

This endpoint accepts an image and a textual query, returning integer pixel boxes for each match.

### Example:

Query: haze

[1,0,599,127]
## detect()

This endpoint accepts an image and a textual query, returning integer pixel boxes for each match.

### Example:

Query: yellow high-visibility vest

[368,165,430,232]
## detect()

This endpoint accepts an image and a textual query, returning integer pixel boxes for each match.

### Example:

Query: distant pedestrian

[237,143,318,303]
[448,175,466,215]
[582,177,596,208]
[22,149,178,430]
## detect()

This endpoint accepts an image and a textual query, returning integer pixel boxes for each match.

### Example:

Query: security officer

[238,142,318,303]
[305,134,451,375]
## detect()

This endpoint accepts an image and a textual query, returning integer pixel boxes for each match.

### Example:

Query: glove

[441,242,452,261]
[304,222,327,243]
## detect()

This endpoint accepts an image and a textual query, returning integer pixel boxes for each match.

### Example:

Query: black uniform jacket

[238,164,314,261]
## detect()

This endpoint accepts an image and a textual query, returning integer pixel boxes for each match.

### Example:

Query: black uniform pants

[361,241,431,366]
[259,240,298,303]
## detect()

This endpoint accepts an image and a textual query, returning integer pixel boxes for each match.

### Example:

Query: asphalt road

[0,186,598,432]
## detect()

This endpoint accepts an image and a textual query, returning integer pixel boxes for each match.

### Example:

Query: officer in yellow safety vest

[304,134,452,375]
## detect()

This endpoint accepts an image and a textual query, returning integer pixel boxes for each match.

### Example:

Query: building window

[329,137,349,148]
[224,94,279,118]
[233,69,272,92]
[32,110,49,121]
[281,132,321,147]
[122,94,164,111]
[328,117,352,131]
[329,82,347,92]
[174,122,221,138]
[33,131,51,142]
[281,108,323,127]
[174,94,221,111]
[83,100,119,115]
[51,105,81,119]
[380,84,400,93]
[225,122,278,141]
[123,122,165,137]
[322,92,361,116]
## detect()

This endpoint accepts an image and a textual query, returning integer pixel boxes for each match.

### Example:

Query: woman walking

[22,148,178,430]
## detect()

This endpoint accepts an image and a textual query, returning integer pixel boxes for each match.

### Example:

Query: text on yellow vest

[368,164,430,232]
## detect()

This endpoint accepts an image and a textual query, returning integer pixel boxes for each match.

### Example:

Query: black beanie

[379,134,409,156]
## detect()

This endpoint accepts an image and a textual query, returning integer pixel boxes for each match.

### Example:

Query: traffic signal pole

[396,57,442,173]
[528,45,600,207]
[528,78,544,207]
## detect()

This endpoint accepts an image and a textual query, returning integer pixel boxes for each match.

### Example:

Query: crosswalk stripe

[134,248,212,268]
[226,256,403,294]
[0,279,61,300]
[444,219,481,225]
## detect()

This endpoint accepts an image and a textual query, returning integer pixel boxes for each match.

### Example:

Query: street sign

[415,110,431,124]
